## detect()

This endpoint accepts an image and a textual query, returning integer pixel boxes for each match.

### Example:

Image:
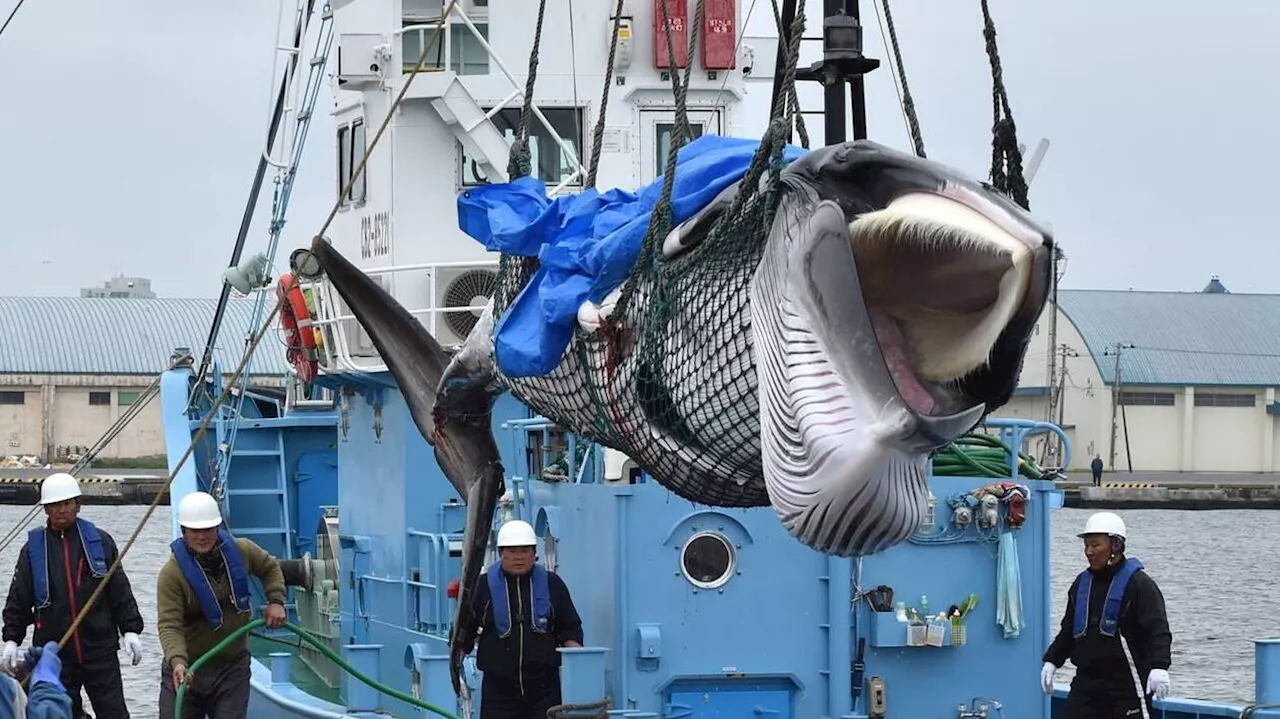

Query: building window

[1118,391,1176,407]
[461,107,585,188]
[0,391,23,405]
[1194,392,1256,408]
[89,392,110,406]
[336,119,368,206]
[402,23,490,76]
[118,391,141,406]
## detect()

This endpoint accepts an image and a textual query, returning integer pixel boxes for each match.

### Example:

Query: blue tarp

[457,134,807,378]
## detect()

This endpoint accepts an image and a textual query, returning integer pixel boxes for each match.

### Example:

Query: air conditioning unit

[433,265,499,346]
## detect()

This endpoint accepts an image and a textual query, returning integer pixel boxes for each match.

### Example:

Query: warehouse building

[994,278,1280,473]
[0,297,289,464]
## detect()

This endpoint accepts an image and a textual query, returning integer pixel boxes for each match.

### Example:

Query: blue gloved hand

[24,642,64,692]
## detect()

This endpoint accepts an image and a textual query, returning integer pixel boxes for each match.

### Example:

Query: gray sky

[0,0,1270,298]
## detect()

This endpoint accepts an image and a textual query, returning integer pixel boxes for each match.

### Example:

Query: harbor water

[0,504,1264,717]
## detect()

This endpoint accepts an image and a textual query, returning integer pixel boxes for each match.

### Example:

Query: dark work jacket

[462,565,584,688]
[1043,557,1172,692]
[1,521,145,665]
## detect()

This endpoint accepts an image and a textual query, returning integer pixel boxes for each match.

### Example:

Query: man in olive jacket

[156,492,286,719]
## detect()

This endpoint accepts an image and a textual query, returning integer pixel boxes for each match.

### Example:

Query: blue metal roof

[0,297,290,375]
[1056,289,1280,387]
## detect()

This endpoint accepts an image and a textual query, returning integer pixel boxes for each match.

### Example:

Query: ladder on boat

[207,2,336,560]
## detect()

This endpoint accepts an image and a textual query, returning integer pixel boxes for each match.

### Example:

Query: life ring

[277,273,320,382]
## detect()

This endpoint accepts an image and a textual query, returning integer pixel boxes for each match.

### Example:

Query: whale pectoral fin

[309,237,504,701]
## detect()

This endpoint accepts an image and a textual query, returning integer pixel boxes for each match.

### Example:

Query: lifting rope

[21,5,463,679]
[978,0,1030,210]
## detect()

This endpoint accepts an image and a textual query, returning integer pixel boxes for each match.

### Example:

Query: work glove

[24,642,64,692]
[121,632,143,666]
[0,641,17,672]
[1040,661,1056,694]
[1146,668,1170,699]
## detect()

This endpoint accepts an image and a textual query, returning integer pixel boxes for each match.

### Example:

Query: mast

[791,0,881,145]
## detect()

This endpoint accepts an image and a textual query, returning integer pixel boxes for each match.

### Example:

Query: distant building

[0,297,289,464]
[80,275,157,299]
[993,277,1280,474]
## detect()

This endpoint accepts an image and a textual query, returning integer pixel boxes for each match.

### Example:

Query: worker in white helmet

[0,472,144,719]
[1041,511,1172,718]
[155,491,286,719]
[455,519,583,719]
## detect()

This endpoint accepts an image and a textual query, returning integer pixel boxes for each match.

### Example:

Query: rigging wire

[36,2,465,659]
[0,0,27,41]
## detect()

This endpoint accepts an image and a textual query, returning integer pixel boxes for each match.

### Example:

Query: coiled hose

[930,433,1048,480]
[175,619,460,719]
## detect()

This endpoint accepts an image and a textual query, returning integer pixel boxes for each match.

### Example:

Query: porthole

[679,531,736,589]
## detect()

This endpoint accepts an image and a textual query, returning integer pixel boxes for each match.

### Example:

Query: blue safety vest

[28,518,110,609]
[1072,558,1145,638]
[170,528,253,630]
[487,562,551,638]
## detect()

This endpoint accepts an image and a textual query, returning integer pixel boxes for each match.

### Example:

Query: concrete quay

[1058,472,1280,510]
[0,468,170,506]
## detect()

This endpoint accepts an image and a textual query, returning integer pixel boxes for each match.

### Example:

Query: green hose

[930,432,1048,480]
[175,619,461,719]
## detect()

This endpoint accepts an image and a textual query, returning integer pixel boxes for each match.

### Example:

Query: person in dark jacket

[458,520,584,719]
[1041,511,1172,719]
[1090,455,1104,486]
[1,473,144,719]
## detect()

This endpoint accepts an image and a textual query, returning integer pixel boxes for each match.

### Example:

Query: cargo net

[490,0,808,508]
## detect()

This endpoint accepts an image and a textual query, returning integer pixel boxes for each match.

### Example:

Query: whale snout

[755,140,1054,557]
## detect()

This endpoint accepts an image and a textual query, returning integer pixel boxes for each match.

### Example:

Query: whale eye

[680,531,736,590]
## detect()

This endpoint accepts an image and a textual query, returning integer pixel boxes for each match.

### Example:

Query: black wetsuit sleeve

[1132,574,1172,670]
[1,542,34,644]
[1,545,33,645]
[100,532,144,636]
[550,573,583,646]
[1043,575,1078,668]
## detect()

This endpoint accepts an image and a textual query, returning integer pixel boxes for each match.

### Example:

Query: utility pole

[1045,343,1078,466]
[1044,248,1064,428]
[1104,341,1135,471]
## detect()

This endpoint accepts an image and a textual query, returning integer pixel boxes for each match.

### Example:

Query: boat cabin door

[638,107,724,185]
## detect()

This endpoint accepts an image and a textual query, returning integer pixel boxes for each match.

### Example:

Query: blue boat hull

[160,367,1275,719]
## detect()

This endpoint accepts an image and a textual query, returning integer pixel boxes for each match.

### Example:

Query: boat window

[654,122,705,178]
[336,119,367,206]
[461,107,585,188]
[402,22,490,76]
[680,531,735,590]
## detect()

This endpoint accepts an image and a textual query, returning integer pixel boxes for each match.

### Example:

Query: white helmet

[496,519,537,548]
[177,492,223,530]
[1078,511,1126,539]
[39,473,82,505]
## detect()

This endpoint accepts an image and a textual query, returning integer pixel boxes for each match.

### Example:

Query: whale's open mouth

[849,190,1036,417]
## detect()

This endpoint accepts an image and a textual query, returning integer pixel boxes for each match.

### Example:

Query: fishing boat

[156,0,1280,717]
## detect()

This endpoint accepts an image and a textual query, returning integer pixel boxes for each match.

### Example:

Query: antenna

[1017,138,1050,187]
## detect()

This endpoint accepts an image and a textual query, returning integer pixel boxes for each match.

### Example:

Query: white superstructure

[305,0,758,373]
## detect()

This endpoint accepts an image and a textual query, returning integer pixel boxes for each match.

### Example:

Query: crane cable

[0,0,26,41]
[28,0,461,674]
